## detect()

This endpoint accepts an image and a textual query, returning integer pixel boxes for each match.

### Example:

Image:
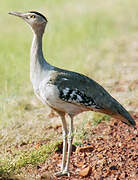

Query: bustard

[9,11,136,176]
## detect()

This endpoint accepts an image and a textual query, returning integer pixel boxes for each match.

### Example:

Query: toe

[54,171,70,177]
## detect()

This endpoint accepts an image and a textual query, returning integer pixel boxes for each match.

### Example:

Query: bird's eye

[30,15,35,18]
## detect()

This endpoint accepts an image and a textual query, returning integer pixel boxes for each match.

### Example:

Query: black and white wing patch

[59,87,102,109]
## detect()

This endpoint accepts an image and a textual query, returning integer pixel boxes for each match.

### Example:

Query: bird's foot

[54,170,70,177]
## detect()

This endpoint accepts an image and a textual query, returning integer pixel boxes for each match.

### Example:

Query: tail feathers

[114,104,136,127]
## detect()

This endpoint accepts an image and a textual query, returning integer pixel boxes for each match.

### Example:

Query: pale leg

[55,112,68,176]
[64,114,74,175]
[61,116,68,171]
[55,113,74,177]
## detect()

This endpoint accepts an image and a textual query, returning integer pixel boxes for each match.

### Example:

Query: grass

[0,142,58,176]
[0,0,138,178]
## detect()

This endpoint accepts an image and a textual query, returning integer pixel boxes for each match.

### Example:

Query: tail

[113,102,136,127]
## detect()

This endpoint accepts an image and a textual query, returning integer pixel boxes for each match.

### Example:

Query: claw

[54,170,70,177]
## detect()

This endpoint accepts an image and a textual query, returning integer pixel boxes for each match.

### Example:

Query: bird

[9,11,136,176]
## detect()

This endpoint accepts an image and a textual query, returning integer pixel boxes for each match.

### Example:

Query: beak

[8,12,26,19]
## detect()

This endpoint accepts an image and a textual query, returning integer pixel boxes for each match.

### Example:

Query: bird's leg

[61,116,68,171]
[54,111,68,177]
[63,114,74,175]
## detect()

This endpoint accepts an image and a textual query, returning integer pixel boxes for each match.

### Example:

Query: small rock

[76,145,94,153]
[75,161,84,167]
[35,143,41,149]
[79,166,91,177]
[97,153,104,159]
[97,147,104,152]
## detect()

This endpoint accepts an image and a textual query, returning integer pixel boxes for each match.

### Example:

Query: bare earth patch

[23,114,137,180]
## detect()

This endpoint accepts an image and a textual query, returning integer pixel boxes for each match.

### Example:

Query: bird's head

[9,11,48,35]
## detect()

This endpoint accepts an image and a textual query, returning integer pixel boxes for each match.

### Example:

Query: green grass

[0,142,58,176]
[1,0,138,96]
[0,0,138,178]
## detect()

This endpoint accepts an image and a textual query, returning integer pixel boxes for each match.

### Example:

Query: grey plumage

[45,69,136,126]
[9,11,136,177]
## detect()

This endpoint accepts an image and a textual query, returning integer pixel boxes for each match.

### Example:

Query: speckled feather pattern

[60,87,101,109]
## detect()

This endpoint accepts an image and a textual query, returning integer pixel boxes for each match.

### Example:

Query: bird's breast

[36,79,87,114]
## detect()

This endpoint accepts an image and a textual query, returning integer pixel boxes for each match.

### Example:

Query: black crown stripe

[29,11,47,21]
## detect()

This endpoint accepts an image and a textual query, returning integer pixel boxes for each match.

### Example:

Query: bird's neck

[30,32,50,88]
[30,32,44,70]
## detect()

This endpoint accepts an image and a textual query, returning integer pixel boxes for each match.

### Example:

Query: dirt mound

[39,113,137,180]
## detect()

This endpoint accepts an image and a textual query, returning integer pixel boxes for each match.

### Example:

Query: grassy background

[0,0,138,178]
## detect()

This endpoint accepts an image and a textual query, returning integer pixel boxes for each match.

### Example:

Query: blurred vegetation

[0,0,138,177]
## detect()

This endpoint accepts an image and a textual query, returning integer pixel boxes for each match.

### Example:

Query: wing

[47,69,135,126]
[51,70,113,109]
